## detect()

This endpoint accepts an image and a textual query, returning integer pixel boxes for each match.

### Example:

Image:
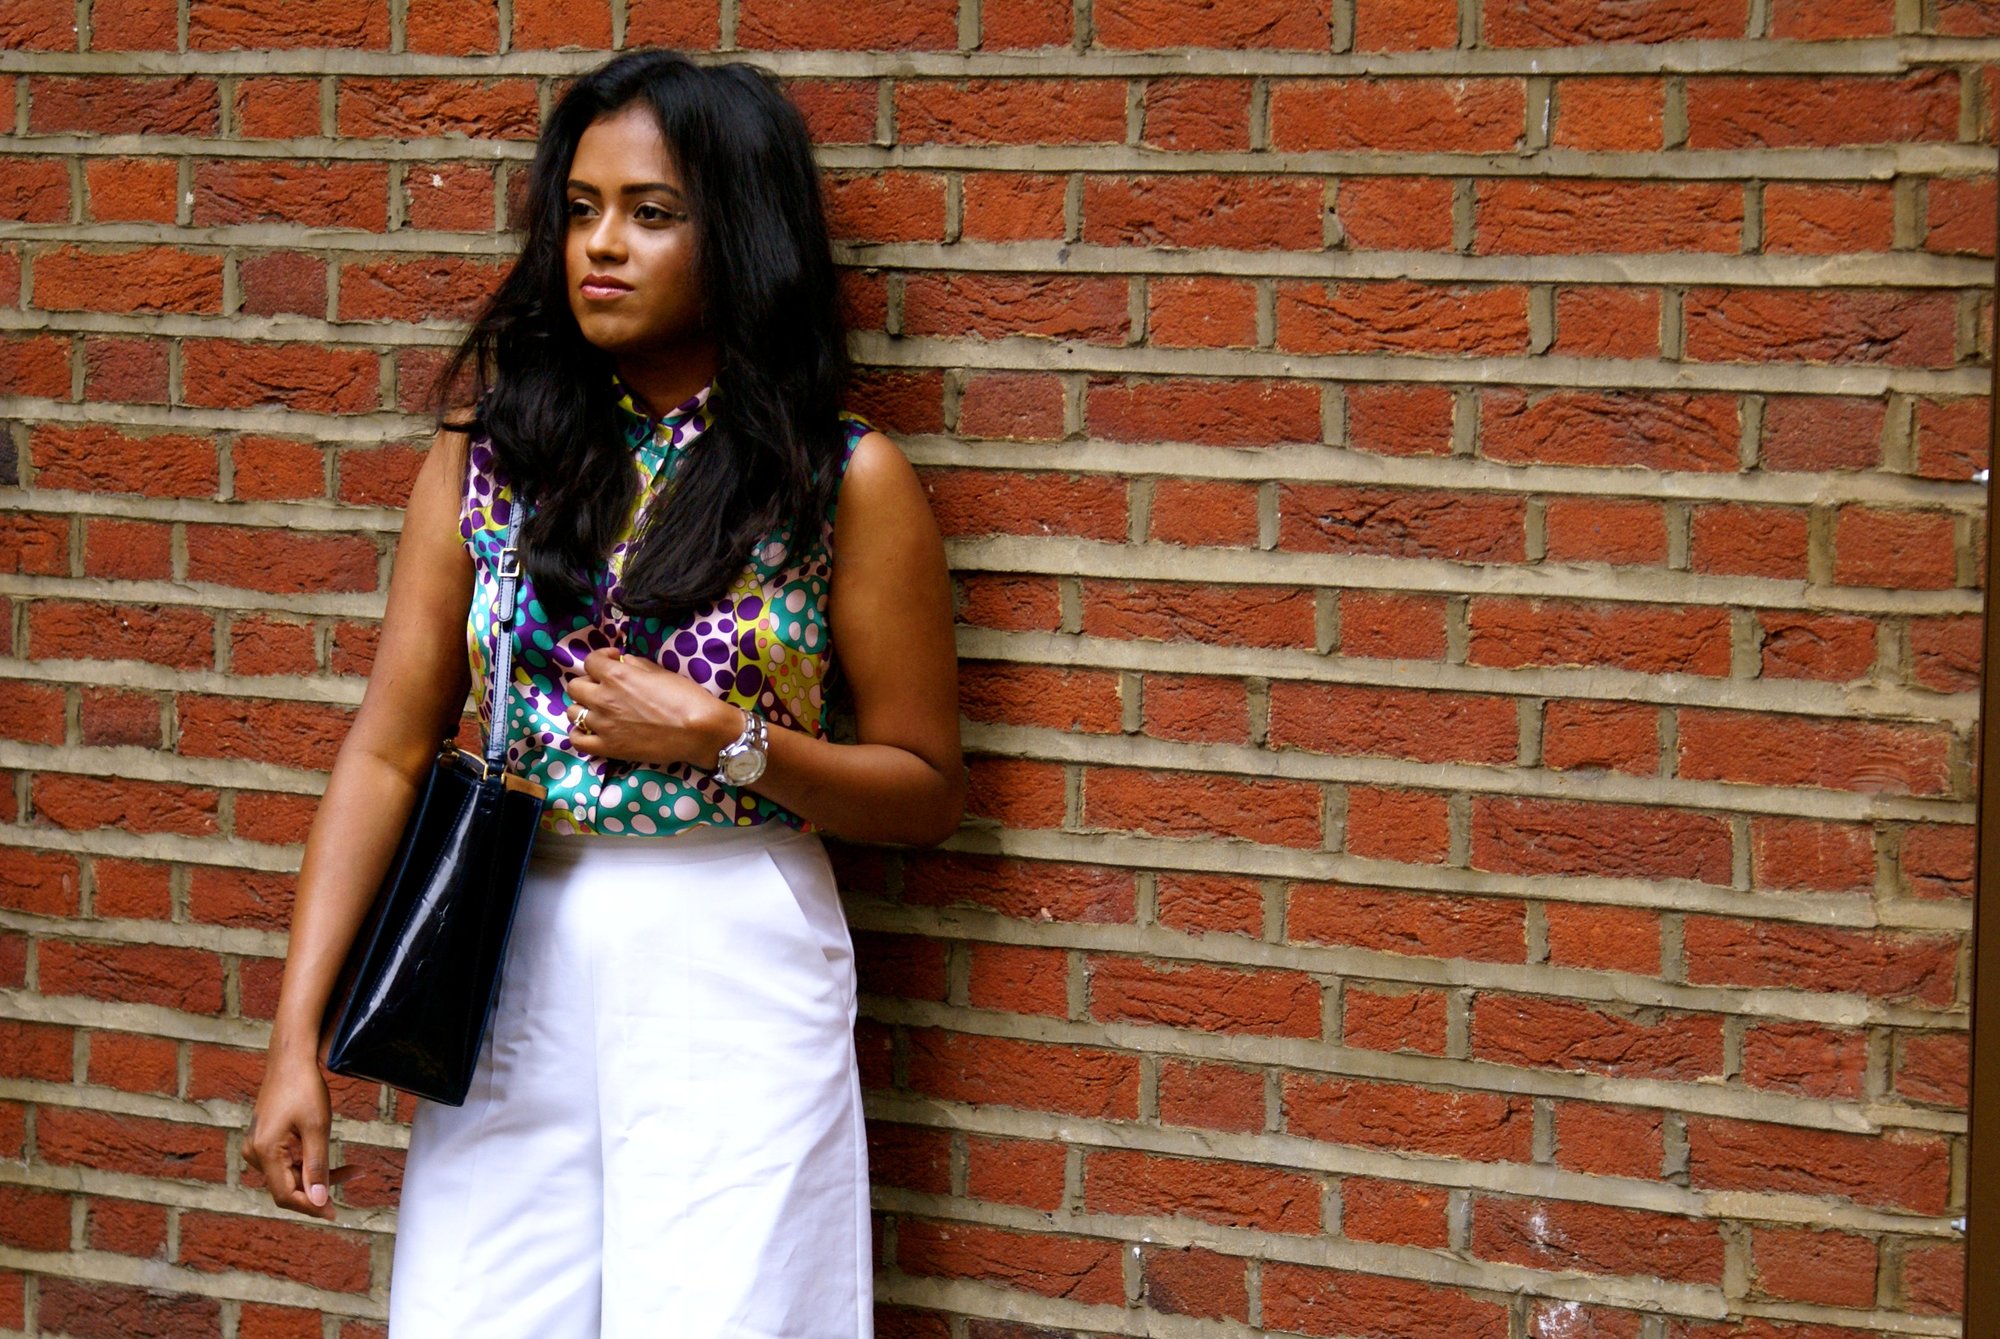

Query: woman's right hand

[245,1048,363,1221]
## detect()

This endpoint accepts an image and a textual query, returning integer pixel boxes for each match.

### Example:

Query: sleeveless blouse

[457,375,874,837]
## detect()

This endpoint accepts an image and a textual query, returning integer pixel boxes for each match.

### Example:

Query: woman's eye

[566,199,595,218]
[636,204,682,222]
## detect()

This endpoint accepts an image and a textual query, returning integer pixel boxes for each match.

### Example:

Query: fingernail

[308,1183,328,1206]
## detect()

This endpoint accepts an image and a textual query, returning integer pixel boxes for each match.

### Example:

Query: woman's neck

[612,345,719,420]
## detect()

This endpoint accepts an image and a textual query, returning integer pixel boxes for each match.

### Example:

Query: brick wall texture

[1,0,1997,1336]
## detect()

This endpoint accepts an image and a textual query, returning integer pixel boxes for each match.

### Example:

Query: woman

[244,49,965,1338]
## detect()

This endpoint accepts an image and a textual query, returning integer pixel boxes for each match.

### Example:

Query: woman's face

[563,103,705,362]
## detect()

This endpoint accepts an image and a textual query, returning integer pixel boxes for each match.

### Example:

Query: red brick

[82,519,170,581]
[1339,591,1448,660]
[1911,614,1980,693]
[1348,384,1454,456]
[1677,707,1951,795]
[1545,903,1661,974]
[1344,787,1450,864]
[1088,957,1320,1036]
[1895,1031,1968,1108]
[1278,280,1530,356]
[1085,375,1322,444]
[1285,1074,1532,1162]
[1148,479,1258,546]
[186,526,377,594]
[1486,0,1740,44]
[1741,1022,1869,1101]
[1543,699,1657,775]
[966,943,1067,1016]
[38,939,223,1011]
[1554,287,1661,358]
[1473,994,1722,1081]
[1914,396,1989,481]
[1689,503,1809,579]
[823,170,948,244]
[1765,183,1895,255]
[1686,1117,1949,1213]
[897,78,1125,145]
[1472,795,1734,884]
[1687,72,1958,149]
[1141,1246,1248,1320]
[1082,174,1325,250]
[1926,176,1996,257]
[1469,597,1734,675]
[82,158,176,223]
[1474,1196,1724,1284]
[1147,276,1258,349]
[1544,497,1666,566]
[509,0,608,46]
[1833,506,1958,590]
[0,512,69,575]
[193,161,387,230]
[906,1030,1139,1118]
[904,272,1129,344]
[1482,391,1738,471]
[895,1220,1122,1304]
[1279,484,1526,561]
[1343,985,1446,1055]
[1270,682,1517,764]
[233,77,320,137]
[956,371,1065,438]
[965,1136,1066,1210]
[979,0,1071,46]
[31,424,217,497]
[1093,0,1330,48]
[740,0,954,46]
[1554,1102,1664,1178]
[83,336,170,403]
[1772,0,1892,36]
[925,467,1125,541]
[1683,917,1958,1006]
[1271,79,1524,152]
[181,341,380,414]
[1289,885,1526,961]
[1686,288,1957,367]
[0,333,69,399]
[1338,176,1454,250]
[1158,1059,1265,1132]
[189,0,386,48]
[1265,1264,1507,1338]
[405,0,500,51]
[1085,1148,1321,1232]
[1142,673,1249,744]
[1750,815,1875,892]
[959,662,1121,733]
[960,174,1066,243]
[34,245,223,315]
[1141,77,1252,152]
[1341,1177,1448,1247]
[1902,824,1973,900]
[29,76,219,135]
[1082,580,1314,647]
[0,0,76,48]
[30,602,213,669]
[80,689,162,749]
[335,77,539,140]
[1477,180,1741,254]
[1761,396,1885,472]
[1554,77,1665,150]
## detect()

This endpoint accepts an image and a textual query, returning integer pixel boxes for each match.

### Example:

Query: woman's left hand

[563,646,740,770]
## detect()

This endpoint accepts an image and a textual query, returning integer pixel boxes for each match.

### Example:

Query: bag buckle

[497,546,521,580]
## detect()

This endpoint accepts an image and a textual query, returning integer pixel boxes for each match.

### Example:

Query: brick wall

[0,1,1994,1336]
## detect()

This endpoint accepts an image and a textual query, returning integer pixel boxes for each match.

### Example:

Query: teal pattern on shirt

[458,376,873,836]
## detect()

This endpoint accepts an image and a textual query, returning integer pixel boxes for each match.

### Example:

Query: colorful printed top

[458,374,874,837]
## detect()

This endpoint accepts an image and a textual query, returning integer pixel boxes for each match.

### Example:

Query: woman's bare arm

[712,428,966,846]
[266,421,477,1065]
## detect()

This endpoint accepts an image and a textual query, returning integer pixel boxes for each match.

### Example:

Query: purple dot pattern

[458,373,872,837]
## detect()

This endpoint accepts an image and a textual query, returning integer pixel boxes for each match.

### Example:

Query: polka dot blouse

[458,374,873,836]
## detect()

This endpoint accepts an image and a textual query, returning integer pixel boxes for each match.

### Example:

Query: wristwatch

[713,707,769,786]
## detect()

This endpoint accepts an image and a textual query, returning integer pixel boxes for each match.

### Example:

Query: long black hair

[432,49,852,625]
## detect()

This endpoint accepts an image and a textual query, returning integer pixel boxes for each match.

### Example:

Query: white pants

[387,821,872,1339]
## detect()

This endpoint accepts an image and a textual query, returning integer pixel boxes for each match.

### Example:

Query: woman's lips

[581,277,633,300]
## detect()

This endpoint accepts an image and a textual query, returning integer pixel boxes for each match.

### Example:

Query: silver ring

[573,706,590,734]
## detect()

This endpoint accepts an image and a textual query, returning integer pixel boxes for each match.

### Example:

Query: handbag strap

[483,506,525,777]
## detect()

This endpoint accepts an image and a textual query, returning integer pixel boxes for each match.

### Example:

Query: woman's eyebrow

[566,179,685,198]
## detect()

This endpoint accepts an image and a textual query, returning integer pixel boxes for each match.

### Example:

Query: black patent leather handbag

[320,506,547,1106]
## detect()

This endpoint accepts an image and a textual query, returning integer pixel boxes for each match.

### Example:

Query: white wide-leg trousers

[386,821,872,1339]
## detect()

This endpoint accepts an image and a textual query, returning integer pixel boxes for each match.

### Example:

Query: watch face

[722,749,765,785]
